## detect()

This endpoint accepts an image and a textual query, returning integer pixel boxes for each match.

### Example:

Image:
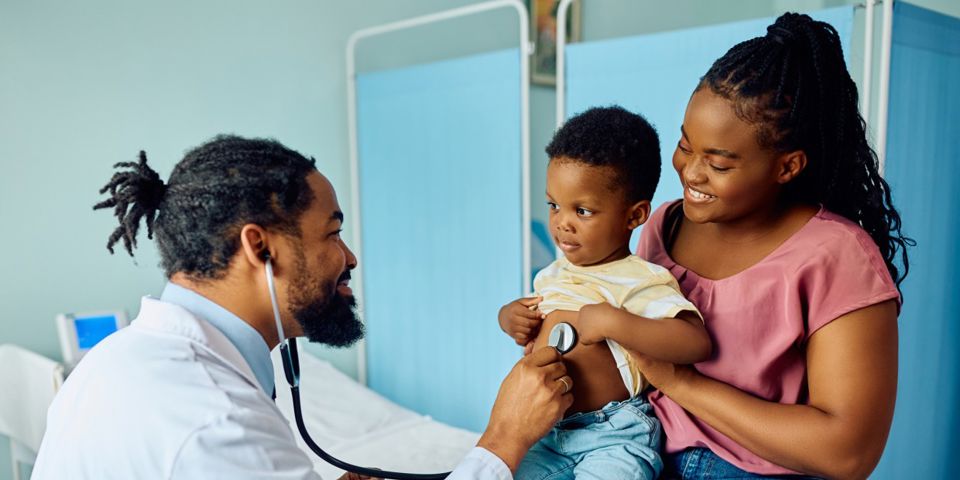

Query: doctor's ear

[239,224,272,267]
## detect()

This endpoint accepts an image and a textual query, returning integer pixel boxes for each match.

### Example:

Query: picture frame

[530,0,583,86]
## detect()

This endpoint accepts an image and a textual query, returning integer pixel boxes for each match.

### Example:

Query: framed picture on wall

[530,0,582,86]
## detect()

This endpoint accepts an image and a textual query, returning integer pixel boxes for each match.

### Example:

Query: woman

[634,12,912,480]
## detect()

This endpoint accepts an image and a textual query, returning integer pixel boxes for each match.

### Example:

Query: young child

[498,106,712,480]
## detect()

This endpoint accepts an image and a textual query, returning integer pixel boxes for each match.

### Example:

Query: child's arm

[577,302,711,364]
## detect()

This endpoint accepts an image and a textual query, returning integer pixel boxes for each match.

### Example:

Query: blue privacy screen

[564,6,853,246]
[874,3,960,478]
[356,48,524,432]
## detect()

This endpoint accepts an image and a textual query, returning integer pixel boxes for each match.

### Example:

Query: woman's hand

[630,350,697,394]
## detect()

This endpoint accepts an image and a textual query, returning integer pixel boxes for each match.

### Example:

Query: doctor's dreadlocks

[699,12,913,289]
[93,135,317,279]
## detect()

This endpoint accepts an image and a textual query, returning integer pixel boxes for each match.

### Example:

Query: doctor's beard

[287,252,364,348]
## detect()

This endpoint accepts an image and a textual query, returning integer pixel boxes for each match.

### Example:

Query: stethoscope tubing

[284,338,450,479]
[286,320,579,479]
[267,257,449,479]
[290,386,450,478]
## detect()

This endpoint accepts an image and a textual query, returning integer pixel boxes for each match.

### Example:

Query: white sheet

[0,344,64,451]
[271,349,480,479]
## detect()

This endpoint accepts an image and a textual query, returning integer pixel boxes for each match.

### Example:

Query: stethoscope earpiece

[263,257,286,349]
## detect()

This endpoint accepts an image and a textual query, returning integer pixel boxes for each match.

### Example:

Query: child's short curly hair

[546,106,661,203]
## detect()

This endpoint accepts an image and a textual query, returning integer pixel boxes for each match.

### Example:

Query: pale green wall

[0,2,516,477]
[6,0,956,396]
[0,0,517,375]
[2,1,958,478]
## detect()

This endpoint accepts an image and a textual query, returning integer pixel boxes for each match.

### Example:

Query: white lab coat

[32,297,510,479]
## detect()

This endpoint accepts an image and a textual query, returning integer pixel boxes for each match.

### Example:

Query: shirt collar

[160,282,275,395]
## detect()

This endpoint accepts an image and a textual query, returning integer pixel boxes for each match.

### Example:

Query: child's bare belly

[533,310,630,416]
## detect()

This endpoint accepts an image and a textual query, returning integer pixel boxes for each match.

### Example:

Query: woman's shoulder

[789,208,886,263]
[789,208,900,335]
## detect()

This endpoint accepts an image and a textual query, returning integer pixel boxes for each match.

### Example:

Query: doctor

[32,135,574,479]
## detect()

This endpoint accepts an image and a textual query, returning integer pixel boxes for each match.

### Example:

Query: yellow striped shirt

[534,255,701,396]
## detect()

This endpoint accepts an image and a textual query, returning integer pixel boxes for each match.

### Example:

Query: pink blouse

[638,201,900,475]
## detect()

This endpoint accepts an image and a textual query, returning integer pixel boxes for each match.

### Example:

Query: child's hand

[576,302,615,345]
[498,296,544,346]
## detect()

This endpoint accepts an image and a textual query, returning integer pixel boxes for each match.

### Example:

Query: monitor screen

[74,314,118,349]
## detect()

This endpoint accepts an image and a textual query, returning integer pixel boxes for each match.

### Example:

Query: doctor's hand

[478,346,573,473]
[337,473,381,480]
[498,296,544,347]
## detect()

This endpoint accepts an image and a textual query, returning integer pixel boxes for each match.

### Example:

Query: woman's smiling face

[673,88,788,225]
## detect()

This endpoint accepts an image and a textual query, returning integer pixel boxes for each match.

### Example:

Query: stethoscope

[265,256,579,479]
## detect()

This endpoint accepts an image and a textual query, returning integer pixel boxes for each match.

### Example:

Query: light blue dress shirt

[160,282,275,395]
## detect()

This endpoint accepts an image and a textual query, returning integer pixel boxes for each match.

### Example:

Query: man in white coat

[32,135,573,479]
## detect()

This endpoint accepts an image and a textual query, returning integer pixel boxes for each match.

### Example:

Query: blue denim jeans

[515,396,662,480]
[662,448,824,479]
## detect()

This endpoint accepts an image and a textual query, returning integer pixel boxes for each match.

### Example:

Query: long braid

[701,12,913,291]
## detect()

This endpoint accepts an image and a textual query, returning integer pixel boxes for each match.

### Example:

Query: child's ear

[627,200,651,230]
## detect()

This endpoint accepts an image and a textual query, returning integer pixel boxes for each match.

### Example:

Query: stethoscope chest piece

[547,322,578,355]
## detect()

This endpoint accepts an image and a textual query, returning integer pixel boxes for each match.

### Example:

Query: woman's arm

[578,303,711,364]
[636,300,898,479]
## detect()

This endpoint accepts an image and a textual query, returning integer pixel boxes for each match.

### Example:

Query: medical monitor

[56,310,128,366]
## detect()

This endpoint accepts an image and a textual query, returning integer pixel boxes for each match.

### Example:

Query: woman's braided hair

[93,135,317,279]
[700,12,913,289]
